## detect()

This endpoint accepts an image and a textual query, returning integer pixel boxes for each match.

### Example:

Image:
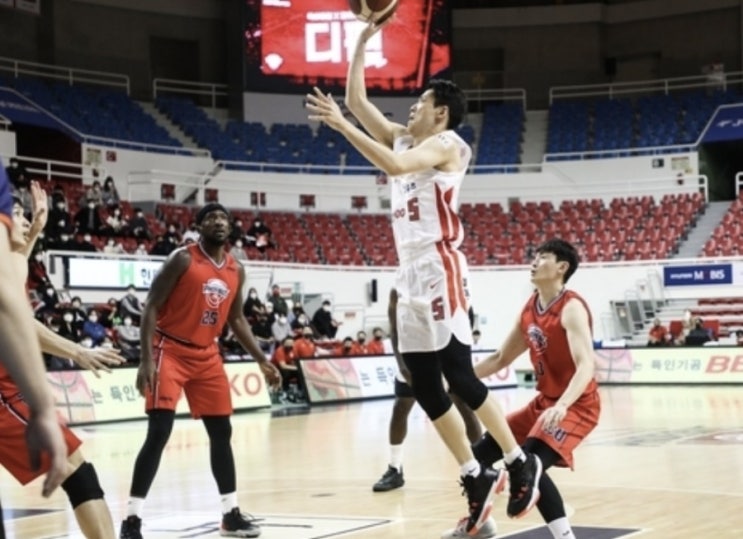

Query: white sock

[221,492,238,515]
[460,459,481,477]
[503,447,525,465]
[389,444,403,471]
[126,497,145,518]
[547,517,575,539]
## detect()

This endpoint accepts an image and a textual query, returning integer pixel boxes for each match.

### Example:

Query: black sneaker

[119,516,143,539]
[460,467,507,534]
[220,508,261,538]
[372,465,404,492]
[506,452,543,518]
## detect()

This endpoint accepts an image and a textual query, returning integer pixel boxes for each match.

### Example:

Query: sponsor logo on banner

[699,103,743,143]
[663,264,733,286]
[47,362,270,425]
[301,352,517,404]
[594,347,743,384]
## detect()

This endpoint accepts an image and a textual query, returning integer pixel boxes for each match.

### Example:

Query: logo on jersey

[202,278,230,309]
[526,323,547,354]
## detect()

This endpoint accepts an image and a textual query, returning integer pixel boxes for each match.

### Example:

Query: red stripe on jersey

[436,241,458,315]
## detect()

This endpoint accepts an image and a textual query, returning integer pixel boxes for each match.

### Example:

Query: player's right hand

[25,407,68,497]
[74,346,125,378]
[259,361,282,389]
[136,360,157,397]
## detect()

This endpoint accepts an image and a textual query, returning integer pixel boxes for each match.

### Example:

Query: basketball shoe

[372,465,404,492]
[460,467,507,534]
[119,515,142,539]
[441,516,497,539]
[220,508,261,537]
[505,452,543,518]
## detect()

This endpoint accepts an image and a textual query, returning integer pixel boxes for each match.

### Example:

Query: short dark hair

[536,239,580,283]
[427,79,466,130]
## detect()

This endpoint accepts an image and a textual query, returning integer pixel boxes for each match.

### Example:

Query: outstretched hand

[29,180,49,231]
[74,346,125,378]
[306,87,346,131]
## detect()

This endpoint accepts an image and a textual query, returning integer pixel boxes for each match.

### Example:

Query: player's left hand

[539,402,568,431]
[74,346,125,378]
[306,87,345,131]
[259,361,282,389]
[29,180,49,231]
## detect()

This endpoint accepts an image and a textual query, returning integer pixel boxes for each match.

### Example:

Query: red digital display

[244,0,450,94]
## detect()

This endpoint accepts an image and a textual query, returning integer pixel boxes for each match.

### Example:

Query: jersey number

[407,197,420,222]
[201,310,218,326]
[431,296,445,321]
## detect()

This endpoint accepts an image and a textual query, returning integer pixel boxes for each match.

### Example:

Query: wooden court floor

[2,385,742,538]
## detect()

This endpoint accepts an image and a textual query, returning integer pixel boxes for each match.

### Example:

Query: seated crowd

[647,308,743,347]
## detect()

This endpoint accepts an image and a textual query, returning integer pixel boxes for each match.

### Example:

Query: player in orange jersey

[3,186,123,539]
[442,239,600,539]
[119,203,280,539]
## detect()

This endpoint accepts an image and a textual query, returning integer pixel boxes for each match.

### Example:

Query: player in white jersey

[306,21,542,534]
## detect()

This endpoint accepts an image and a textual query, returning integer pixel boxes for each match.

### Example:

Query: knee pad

[446,371,488,410]
[62,462,104,509]
[411,382,451,420]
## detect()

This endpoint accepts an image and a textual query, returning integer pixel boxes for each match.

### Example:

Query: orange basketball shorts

[146,337,232,418]
[0,394,82,485]
[507,390,600,469]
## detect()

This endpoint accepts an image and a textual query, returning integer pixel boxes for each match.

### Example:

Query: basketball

[349,0,398,24]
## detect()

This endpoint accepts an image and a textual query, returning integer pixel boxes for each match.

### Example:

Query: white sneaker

[441,516,497,539]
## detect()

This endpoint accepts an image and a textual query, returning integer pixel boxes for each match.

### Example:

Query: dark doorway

[149,37,200,82]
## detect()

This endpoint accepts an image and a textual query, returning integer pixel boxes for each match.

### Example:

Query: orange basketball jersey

[520,289,597,399]
[156,243,240,348]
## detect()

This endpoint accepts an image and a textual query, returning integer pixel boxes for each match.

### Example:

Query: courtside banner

[47,362,270,425]
[662,263,733,286]
[300,352,517,404]
[594,347,743,384]
[67,257,163,289]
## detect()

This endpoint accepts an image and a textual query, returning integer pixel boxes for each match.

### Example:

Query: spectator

[242,287,266,321]
[119,285,143,325]
[101,298,121,329]
[271,311,293,346]
[102,237,125,254]
[267,284,288,316]
[129,207,150,240]
[312,300,341,339]
[294,327,320,358]
[37,283,61,319]
[353,331,372,355]
[101,176,120,207]
[647,318,667,347]
[81,308,107,346]
[685,318,711,346]
[74,198,104,235]
[272,336,299,390]
[27,249,51,291]
[69,296,87,329]
[6,157,29,189]
[336,336,355,356]
[163,223,181,245]
[246,217,273,251]
[229,239,248,261]
[45,196,72,242]
[105,205,128,236]
[57,309,81,343]
[681,308,694,337]
[251,311,275,354]
[115,315,141,363]
[76,233,98,253]
[134,242,148,256]
[366,327,386,355]
[150,235,175,256]
[181,221,200,244]
[736,330,743,346]
[82,180,104,207]
[291,310,312,334]
[229,218,245,245]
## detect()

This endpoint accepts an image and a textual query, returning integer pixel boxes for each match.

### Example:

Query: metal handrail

[544,143,696,162]
[0,56,130,94]
[549,70,743,104]
[153,78,229,109]
[463,87,527,109]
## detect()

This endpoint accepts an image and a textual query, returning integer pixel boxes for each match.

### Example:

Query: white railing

[735,172,743,197]
[544,143,696,162]
[463,87,527,110]
[0,115,10,130]
[152,78,229,109]
[549,70,743,104]
[126,169,217,205]
[0,56,130,94]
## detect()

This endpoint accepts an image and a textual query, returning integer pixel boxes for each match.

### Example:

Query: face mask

[88,203,95,209]
[56,202,65,209]
[298,316,307,324]
[114,210,120,216]
[136,212,143,217]
[323,305,331,312]
[46,288,54,296]
[374,334,382,340]
[63,314,73,322]
[89,315,98,323]
[255,221,261,226]
[235,242,243,248]
[72,302,81,308]
[10,162,17,168]
[34,253,43,262]
[344,342,352,349]
[123,318,132,326]
[60,235,69,242]
[127,289,135,296]
[169,227,175,233]
[249,293,257,299]
[358,337,366,344]
[278,316,286,323]
[84,235,91,242]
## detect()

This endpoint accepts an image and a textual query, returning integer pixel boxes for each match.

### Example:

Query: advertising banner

[300,352,517,404]
[0,88,64,130]
[67,258,164,289]
[594,347,743,384]
[663,263,733,286]
[698,104,743,143]
[47,362,271,425]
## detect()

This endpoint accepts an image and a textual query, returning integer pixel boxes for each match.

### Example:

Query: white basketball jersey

[390,130,472,261]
